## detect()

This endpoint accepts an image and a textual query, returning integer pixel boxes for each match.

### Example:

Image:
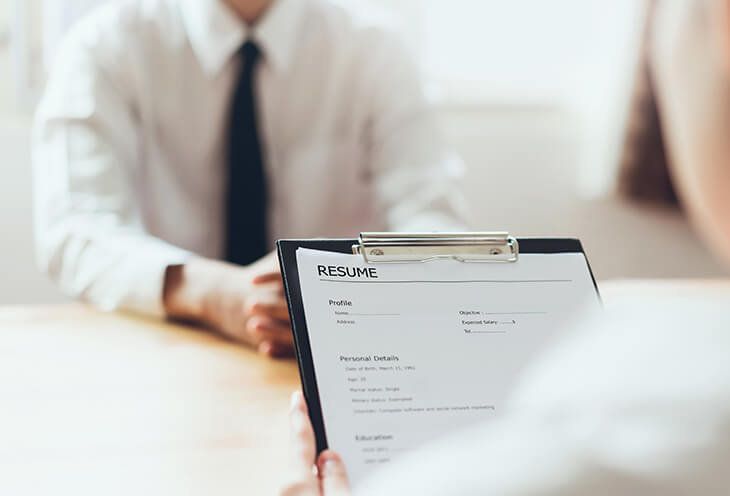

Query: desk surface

[0,304,300,495]
[2,280,729,495]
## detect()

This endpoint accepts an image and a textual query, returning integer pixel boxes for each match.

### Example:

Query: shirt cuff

[106,243,191,319]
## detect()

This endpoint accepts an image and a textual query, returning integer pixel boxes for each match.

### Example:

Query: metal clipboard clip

[352,232,519,263]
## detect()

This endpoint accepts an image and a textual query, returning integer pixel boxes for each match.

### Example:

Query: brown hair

[617,0,679,206]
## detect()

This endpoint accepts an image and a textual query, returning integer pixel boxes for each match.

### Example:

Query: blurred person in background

[280,1,730,493]
[32,0,466,357]
[620,0,730,266]
[649,0,730,267]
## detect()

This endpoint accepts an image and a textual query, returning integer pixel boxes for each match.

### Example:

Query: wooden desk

[2,280,729,494]
[0,305,300,495]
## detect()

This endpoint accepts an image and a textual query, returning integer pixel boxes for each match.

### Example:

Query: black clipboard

[277,234,600,453]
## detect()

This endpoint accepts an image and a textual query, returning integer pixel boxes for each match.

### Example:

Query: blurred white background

[1,0,727,304]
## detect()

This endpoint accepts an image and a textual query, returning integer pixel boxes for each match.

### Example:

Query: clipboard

[277,232,600,454]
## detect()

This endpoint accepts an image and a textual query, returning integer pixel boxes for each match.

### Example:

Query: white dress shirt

[359,293,730,495]
[32,0,466,317]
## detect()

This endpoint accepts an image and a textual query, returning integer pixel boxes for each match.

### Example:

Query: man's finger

[247,315,294,345]
[258,340,296,359]
[249,300,291,321]
[317,450,350,495]
[252,271,283,285]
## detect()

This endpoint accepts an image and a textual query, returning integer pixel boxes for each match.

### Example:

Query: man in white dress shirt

[33,0,466,356]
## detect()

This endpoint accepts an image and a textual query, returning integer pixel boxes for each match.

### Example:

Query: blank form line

[470,331,508,334]
[481,311,548,315]
[348,313,402,317]
[319,279,572,284]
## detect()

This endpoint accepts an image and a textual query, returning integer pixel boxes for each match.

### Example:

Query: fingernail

[321,459,338,475]
[290,391,301,411]
[318,451,341,475]
[258,341,272,355]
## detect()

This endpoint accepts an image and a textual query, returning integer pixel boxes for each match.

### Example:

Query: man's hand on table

[281,392,351,496]
[163,250,295,357]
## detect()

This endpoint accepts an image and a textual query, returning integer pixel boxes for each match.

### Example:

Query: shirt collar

[180,0,303,76]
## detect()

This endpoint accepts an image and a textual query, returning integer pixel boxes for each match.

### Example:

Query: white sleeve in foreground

[356,296,730,495]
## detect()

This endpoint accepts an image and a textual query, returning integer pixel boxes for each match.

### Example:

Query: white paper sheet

[295,248,600,484]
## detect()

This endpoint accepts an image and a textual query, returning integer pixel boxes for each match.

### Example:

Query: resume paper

[296,248,600,483]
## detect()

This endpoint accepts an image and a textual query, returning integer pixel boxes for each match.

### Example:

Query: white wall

[1,15,67,303]
[0,117,67,304]
[441,106,728,280]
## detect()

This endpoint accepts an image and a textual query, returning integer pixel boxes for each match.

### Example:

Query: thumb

[317,450,351,495]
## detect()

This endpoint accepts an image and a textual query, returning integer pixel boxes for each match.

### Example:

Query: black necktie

[225,40,268,266]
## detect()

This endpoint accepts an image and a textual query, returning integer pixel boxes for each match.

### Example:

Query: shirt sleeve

[365,29,470,232]
[32,21,189,318]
